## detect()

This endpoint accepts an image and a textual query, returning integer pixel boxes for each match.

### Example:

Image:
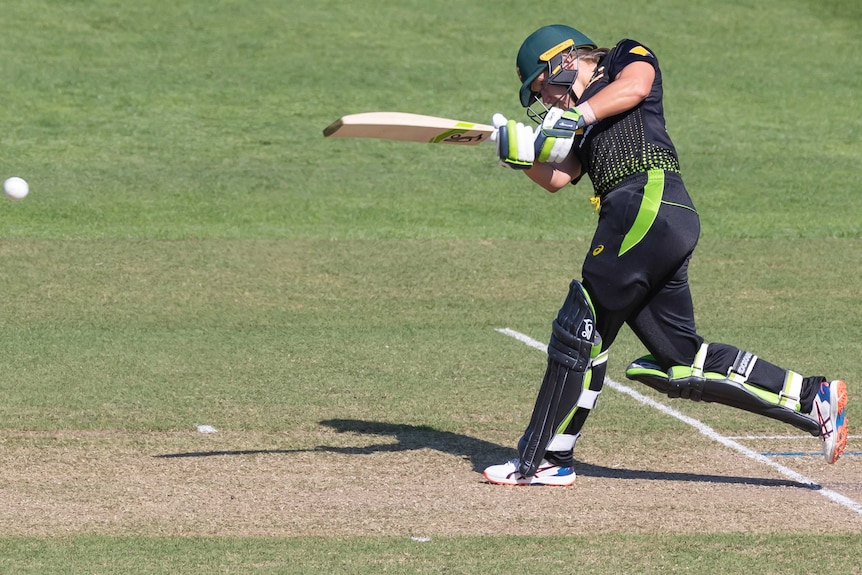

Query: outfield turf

[1,0,861,573]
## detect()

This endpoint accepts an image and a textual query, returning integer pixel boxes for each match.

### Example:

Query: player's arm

[581,61,654,120]
[525,153,583,193]
[492,113,583,191]
[525,60,655,192]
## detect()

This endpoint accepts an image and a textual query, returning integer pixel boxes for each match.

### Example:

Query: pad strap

[692,342,709,376]
[575,349,608,409]
[728,350,758,384]
[778,371,803,410]
[546,433,579,452]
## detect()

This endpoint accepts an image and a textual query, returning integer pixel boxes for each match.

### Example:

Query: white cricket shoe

[483,458,576,486]
[811,379,849,464]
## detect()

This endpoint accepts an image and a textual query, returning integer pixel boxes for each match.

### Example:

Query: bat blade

[323,112,494,145]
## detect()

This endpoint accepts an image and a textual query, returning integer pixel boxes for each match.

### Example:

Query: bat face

[323,112,495,145]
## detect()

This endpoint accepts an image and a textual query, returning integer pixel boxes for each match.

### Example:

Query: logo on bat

[432,130,487,144]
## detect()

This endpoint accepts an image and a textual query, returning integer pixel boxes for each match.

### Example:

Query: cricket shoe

[483,458,576,486]
[811,379,849,464]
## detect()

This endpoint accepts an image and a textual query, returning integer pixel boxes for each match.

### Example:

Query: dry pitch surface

[1,421,859,537]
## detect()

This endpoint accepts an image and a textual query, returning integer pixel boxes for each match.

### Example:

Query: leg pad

[518,280,601,476]
[626,355,820,435]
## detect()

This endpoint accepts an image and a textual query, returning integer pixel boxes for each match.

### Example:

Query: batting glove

[491,113,535,170]
[534,107,586,163]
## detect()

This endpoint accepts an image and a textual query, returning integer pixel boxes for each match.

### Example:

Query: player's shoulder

[604,38,659,76]
[609,38,658,60]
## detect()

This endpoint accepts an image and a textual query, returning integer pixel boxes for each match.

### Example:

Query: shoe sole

[482,471,575,487]
[825,380,849,464]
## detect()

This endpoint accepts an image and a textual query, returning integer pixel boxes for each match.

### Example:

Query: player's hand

[491,113,535,169]
[534,107,586,163]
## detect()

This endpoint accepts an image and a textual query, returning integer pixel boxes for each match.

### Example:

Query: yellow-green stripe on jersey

[619,169,663,256]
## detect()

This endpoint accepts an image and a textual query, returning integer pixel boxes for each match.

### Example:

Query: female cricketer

[483,24,849,486]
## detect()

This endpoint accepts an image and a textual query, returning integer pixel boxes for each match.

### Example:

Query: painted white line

[726,435,862,440]
[726,435,811,440]
[496,327,862,517]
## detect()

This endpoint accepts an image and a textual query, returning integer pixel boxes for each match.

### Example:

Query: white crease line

[495,327,862,517]
[726,435,862,440]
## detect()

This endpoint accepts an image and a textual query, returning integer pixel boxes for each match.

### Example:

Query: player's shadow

[155,418,819,490]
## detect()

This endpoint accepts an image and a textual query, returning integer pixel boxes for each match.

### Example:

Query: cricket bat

[323,112,494,145]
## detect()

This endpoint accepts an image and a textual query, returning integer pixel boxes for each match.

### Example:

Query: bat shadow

[154,418,820,490]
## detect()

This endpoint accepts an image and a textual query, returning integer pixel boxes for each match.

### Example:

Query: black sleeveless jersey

[574,39,681,196]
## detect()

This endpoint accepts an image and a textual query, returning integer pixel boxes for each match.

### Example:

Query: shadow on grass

[154,418,819,490]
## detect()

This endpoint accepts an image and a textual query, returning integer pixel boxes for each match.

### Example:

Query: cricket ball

[3,176,29,201]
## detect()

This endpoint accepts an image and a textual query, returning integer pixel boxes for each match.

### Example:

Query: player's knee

[548,280,600,368]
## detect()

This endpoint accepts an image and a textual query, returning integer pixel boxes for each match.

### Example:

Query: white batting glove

[534,107,586,163]
[491,113,535,170]
[490,113,508,141]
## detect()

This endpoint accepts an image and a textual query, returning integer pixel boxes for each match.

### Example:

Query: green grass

[0,237,858,433]
[0,535,859,575]
[1,0,860,572]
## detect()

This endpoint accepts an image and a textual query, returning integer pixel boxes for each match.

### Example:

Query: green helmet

[516,24,597,107]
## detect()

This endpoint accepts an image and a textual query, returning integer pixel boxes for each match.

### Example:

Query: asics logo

[816,403,833,437]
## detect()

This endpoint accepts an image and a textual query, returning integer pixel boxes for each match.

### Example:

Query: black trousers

[577,170,812,404]
[582,170,702,367]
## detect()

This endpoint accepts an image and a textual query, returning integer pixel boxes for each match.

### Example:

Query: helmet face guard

[516,24,596,112]
[524,40,582,123]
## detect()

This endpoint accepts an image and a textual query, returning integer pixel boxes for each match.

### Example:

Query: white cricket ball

[3,177,29,201]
